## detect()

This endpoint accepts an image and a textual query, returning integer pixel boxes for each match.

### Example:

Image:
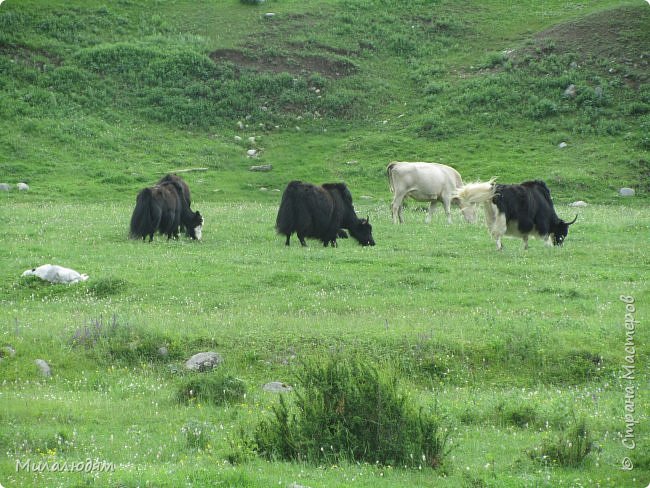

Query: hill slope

[0,0,648,203]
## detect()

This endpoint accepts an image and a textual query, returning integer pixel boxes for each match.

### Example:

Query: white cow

[387,162,476,224]
[22,264,89,284]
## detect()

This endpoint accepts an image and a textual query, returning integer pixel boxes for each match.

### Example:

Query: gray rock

[157,346,169,358]
[619,187,635,197]
[0,183,10,191]
[246,149,258,158]
[568,201,588,208]
[35,359,51,377]
[563,84,577,98]
[558,142,568,148]
[250,164,273,172]
[287,484,311,488]
[594,86,603,98]
[185,351,223,372]
[264,13,276,19]
[263,381,293,393]
[17,182,29,191]
[1,345,16,358]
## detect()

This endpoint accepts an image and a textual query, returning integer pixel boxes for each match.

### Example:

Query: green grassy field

[1,0,649,486]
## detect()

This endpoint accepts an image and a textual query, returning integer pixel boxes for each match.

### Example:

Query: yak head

[552,214,577,246]
[349,217,375,247]
[187,211,204,241]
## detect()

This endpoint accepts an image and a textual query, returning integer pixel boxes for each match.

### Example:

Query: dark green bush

[253,355,450,468]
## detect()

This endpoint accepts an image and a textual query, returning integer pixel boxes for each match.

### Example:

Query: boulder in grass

[185,351,223,372]
[263,381,293,393]
[35,359,51,377]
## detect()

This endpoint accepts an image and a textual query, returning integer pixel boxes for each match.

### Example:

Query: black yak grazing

[275,181,375,247]
[129,178,203,242]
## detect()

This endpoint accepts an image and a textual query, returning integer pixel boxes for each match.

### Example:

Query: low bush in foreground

[252,354,451,468]
[528,417,593,467]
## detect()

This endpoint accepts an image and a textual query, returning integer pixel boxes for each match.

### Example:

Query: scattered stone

[17,182,29,191]
[234,135,242,142]
[360,195,373,200]
[619,187,635,197]
[569,201,588,208]
[563,84,577,98]
[250,164,272,172]
[594,86,603,98]
[185,351,223,372]
[344,160,358,165]
[246,149,258,158]
[264,12,275,19]
[157,346,169,358]
[287,484,311,488]
[0,183,10,191]
[248,136,256,144]
[35,359,51,377]
[263,381,293,393]
[569,61,578,69]
[0,345,16,358]
[558,142,568,148]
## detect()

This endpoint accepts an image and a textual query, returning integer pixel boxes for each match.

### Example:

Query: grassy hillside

[1,0,648,203]
[1,1,649,487]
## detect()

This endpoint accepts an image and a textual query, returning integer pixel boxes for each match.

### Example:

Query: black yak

[129,179,203,242]
[454,179,577,250]
[275,181,375,247]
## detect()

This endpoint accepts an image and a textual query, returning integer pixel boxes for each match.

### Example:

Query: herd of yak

[129,162,577,251]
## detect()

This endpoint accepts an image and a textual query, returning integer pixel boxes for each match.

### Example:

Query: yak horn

[566,214,578,225]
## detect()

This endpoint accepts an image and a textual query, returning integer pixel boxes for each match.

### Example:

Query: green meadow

[1,0,648,486]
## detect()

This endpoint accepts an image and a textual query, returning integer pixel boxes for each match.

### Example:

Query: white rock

[17,182,29,191]
[264,382,293,393]
[568,201,588,208]
[22,264,89,284]
[35,359,51,377]
[234,135,242,142]
[619,187,635,197]
[558,142,568,148]
[246,149,258,157]
[0,183,10,191]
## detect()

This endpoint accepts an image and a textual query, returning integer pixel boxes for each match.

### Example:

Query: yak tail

[275,181,300,236]
[386,162,397,194]
[453,178,497,206]
[129,188,157,239]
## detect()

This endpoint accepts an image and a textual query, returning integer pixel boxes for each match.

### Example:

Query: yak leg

[522,235,529,250]
[491,210,507,251]
[441,196,452,224]
[425,200,437,224]
[297,233,307,247]
[285,235,291,246]
[391,193,405,224]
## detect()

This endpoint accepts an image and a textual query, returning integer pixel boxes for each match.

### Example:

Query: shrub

[528,417,593,467]
[86,277,127,298]
[69,314,173,364]
[252,355,451,468]
[176,373,247,406]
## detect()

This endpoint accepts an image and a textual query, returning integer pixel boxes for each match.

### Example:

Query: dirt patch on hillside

[517,5,649,83]
[0,42,61,70]
[209,48,357,79]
